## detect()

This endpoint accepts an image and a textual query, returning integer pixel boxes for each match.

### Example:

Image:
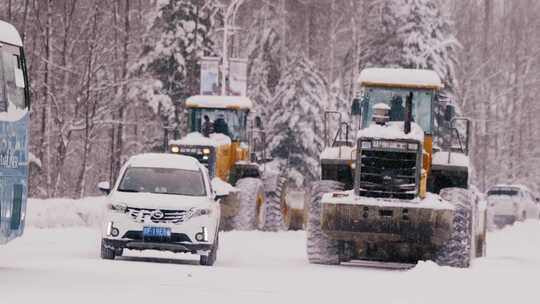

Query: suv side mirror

[351,98,362,116]
[444,104,455,122]
[214,192,228,202]
[98,181,111,194]
[255,116,263,129]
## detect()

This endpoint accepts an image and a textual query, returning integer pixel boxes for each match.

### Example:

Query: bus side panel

[0,113,29,245]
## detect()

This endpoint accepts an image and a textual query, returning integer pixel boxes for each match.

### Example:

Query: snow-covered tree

[134,0,219,137]
[245,4,282,120]
[268,56,329,186]
[360,0,459,144]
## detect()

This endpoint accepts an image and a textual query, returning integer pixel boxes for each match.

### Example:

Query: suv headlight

[170,146,180,153]
[187,207,212,219]
[361,141,372,149]
[108,203,127,213]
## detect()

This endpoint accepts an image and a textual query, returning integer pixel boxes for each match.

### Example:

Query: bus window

[0,44,26,111]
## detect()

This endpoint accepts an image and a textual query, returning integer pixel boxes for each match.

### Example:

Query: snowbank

[3,222,540,304]
[170,132,231,147]
[26,196,107,229]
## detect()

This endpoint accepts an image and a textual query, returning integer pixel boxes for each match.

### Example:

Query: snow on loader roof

[127,153,202,172]
[359,68,443,90]
[170,132,232,147]
[186,95,253,110]
[0,20,23,46]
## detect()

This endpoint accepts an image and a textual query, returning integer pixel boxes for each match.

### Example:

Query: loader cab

[359,86,436,134]
[357,68,442,134]
[169,95,254,181]
[188,107,249,141]
[186,95,252,142]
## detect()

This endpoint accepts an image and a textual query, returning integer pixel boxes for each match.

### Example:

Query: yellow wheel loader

[306,68,487,268]
[169,95,301,231]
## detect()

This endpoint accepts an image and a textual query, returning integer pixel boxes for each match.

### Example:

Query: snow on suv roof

[0,20,23,46]
[127,153,201,172]
[185,95,253,110]
[359,68,443,90]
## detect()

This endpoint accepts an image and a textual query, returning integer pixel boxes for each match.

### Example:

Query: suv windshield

[361,87,434,133]
[118,167,206,196]
[487,189,518,196]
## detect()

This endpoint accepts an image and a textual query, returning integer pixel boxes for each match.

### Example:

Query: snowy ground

[1,199,539,304]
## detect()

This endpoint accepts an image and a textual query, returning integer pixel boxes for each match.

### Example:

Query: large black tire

[231,178,266,230]
[100,239,116,260]
[262,163,289,231]
[306,180,344,265]
[434,188,474,268]
[200,234,219,266]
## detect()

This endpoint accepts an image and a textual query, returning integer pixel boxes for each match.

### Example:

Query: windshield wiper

[117,189,140,193]
[151,191,203,196]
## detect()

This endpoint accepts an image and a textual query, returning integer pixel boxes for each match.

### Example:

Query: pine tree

[361,0,459,143]
[395,0,459,142]
[268,56,329,186]
[134,0,218,137]
[245,4,282,120]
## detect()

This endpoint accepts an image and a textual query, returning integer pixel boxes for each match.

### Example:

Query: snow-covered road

[1,222,539,304]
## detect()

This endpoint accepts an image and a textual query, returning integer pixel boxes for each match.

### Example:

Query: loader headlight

[361,141,372,149]
[407,143,419,151]
[170,146,180,153]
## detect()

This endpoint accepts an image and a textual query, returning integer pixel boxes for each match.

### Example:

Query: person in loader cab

[202,115,214,137]
[389,95,405,121]
[214,113,230,137]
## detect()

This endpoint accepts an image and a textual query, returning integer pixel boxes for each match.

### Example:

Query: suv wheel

[100,239,116,260]
[200,234,219,266]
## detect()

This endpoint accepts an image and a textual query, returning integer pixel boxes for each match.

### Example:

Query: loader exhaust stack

[404,92,413,134]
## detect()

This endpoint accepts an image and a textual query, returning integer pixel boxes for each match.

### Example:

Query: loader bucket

[321,200,454,262]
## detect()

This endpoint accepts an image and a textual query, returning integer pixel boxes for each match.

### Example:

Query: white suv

[98,153,221,266]
[487,184,540,228]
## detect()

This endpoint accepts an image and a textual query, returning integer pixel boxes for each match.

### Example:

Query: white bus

[0,20,30,245]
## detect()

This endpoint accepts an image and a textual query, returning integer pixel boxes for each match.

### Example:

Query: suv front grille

[127,207,188,224]
[358,149,418,200]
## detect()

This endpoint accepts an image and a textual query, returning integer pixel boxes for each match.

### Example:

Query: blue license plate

[143,227,171,238]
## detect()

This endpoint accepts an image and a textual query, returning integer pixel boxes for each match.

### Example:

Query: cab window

[190,108,248,141]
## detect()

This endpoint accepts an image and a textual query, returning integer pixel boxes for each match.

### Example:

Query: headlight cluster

[187,207,212,219]
[361,140,419,151]
[171,146,212,155]
[108,203,127,213]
